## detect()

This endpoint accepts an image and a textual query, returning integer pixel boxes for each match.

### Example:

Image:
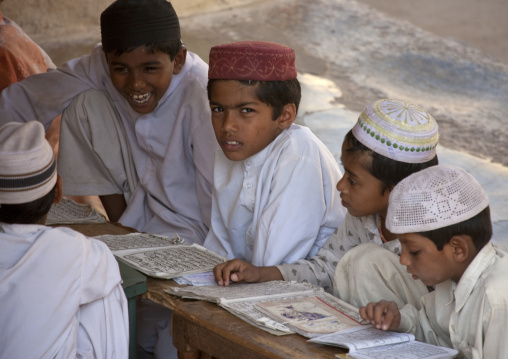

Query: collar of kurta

[452,241,496,311]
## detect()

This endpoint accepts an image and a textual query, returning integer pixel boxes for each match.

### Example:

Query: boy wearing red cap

[0,0,216,245]
[203,41,346,267]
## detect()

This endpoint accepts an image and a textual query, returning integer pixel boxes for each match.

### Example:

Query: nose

[222,111,238,133]
[399,248,410,266]
[128,71,145,90]
[336,176,346,192]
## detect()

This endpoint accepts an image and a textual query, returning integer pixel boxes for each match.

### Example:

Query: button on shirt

[203,124,346,266]
[398,242,508,358]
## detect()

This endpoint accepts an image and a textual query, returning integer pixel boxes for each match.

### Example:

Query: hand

[213,259,283,286]
[359,300,401,331]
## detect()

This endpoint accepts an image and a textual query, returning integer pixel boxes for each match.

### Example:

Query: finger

[213,263,226,286]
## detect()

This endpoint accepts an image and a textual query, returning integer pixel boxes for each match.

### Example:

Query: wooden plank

[172,300,344,359]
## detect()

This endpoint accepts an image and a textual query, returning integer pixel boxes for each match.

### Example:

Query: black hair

[418,206,492,251]
[343,130,439,193]
[0,185,56,224]
[207,78,302,120]
[104,39,183,61]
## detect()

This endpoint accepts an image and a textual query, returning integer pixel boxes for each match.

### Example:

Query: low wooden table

[61,222,346,359]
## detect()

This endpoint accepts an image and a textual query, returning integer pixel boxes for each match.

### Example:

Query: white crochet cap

[352,99,439,163]
[0,121,56,204]
[386,165,489,233]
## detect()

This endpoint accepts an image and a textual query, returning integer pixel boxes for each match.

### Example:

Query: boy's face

[399,233,458,286]
[336,144,390,218]
[210,80,292,161]
[107,46,185,114]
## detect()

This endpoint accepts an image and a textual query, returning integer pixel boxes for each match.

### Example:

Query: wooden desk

[60,223,346,359]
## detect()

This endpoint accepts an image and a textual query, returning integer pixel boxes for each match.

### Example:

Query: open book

[94,233,227,279]
[309,326,459,359]
[46,198,107,225]
[167,281,366,336]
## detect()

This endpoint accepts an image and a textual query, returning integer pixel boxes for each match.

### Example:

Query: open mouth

[130,92,152,104]
[225,140,240,145]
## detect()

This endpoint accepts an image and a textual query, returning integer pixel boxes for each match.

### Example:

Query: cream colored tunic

[398,242,508,359]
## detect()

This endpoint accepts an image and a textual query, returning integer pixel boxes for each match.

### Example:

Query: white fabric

[332,242,429,309]
[387,164,490,233]
[397,242,508,359]
[277,213,402,292]
[203,124,346,266]
[0,46,217,245]
[0,223,129,358]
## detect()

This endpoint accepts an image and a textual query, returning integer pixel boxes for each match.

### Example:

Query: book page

[256,294,365,338]
[309,326,414,352]
[46,198,107,225]
[173,271,217,286]
[94,233,185,252]
[347,340,459,359]
[166,280,324,303]
[114,244,227,279]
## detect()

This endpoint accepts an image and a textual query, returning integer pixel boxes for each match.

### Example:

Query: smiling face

[209,80,294,161]
[336,142,390,218]
[107,46,185,114]
[398,233,459,286]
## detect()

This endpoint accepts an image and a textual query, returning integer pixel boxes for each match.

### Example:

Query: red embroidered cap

[208,41,297,81]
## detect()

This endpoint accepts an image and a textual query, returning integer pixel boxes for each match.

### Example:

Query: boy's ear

[276,103,296,131]
[448,235,474,263]
[172,47,187,75]
[53,175,63,204]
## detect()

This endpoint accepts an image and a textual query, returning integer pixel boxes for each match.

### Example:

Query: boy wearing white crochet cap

[216,98,437,310]
[0,121,129,358]
[360,165,508,359]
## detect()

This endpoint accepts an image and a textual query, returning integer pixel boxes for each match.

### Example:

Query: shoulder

[179,51,209,88]
[277,124,337,161]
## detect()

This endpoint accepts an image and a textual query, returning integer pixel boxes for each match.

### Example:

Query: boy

[0,0,216,245]
[202,41,346,266]
[214,98,437,310]
[0,121,129,358]
[360,164,508,358]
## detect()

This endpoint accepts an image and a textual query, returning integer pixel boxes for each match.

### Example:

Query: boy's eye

[347,177,357,186]
[144,66,159,72]
[241,108,254,113]
[211,106,224,113]
[409,250,420,256]
[113,66,128,73]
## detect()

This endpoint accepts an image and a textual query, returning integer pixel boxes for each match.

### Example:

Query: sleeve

[479,296,508,358]
[0,48,105,130]
[276,214,365,292]
[79,236,124,304]
[190,102,216,229]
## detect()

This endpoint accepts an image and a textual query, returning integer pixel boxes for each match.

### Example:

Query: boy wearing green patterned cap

[215,98,438,310]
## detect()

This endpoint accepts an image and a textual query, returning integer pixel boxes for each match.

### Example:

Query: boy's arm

[276,214,367,292]
[0,48,103,129]
[213,259,283,286]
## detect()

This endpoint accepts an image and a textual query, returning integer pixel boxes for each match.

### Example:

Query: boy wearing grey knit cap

[0,121,129,358]
[360,164,508,359]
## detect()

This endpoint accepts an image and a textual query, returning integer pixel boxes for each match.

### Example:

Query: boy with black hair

[0,121,129,358]
[360,164,508,358]
[214,99,437,310]
[0,0,216,245]
[203,41,346,267]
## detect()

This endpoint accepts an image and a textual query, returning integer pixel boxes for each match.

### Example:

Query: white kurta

[398,242,508,359]
[203,124,346,266]
[277,214,402,291]
[0,46,217,244]
[0,223,129,358]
